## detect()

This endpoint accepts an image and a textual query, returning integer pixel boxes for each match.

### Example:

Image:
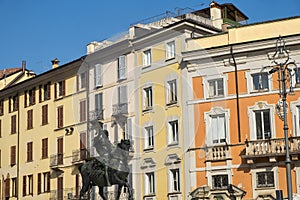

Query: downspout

[17,93,20,200]
[230,46,241,143]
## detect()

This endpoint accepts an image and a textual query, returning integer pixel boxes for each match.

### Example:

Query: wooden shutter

[27,142,33,162]
[80,132,86,160]
[57,177,63,200]
[62,80,66,96]
[94,64,102,87]
[22,176,26,196]
[32,88,36,105]
[11,115,16,134]
[46,172,50,192]
[0,100,3,115]
[57,138,63,165]
[0,120,1,138]
[47,82,51,100]
[57,106,63,128]
[75,174,79,197]
[24,91,27,107]
[54,82,57,99]
[80,100,86,122]
[5,178,10,198]
[37,173,41,194]
[39,85,42,103]
[42,138,48,159]
[42,105,48,125]
[27,110,33,129]
[11,146,16,166]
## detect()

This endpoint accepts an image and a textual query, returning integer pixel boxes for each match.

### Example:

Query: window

[169,169,180,192]
[11,146,16,166]
[27,109,33,129]
[168,120,179,145]
[166,80,177,105]
[95,93,103,119]
[118,55,127,80]
[42,104,48,125]
[43,172,50,192]
[28,175,33,195]
[143,49,152,67]
[143,86,153,111]
[23,176,26,196]
[294,67,300,86]
[211,114,226,144]
[9,95,19,112]
[57,176,63,200]
[80,132,87,160]
[94,64,102,88]
[144,126,154,150]
[11,115,16,134]
[12,177,17,197]
[145,172,155,195]
[208,78,224,97]
[79,100,87,122]
[166,41,175,60]
[212,175,228,189]
[0,149,1,167]
[27,142,33,162]
[55,80,65,98]
[57,106,64,128]
[118,85,127,104]
[257,171,274,188]
[38,173,41,194]
[0,120,2,137]
[252,72,269,91]
[43,82,51,101]
[255,109,271,140]
[5,177,10,199]
[42,138,48,159]
[28,88,36,106]
[0,99,3,115]
[78,72,87,90]
[57,137,63,165]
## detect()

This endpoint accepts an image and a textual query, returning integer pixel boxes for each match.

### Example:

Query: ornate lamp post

[268,36,299,200]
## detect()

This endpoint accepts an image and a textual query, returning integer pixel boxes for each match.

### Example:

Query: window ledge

[165,57,175,62]
[144,147,154,152]
[167,142,179,148]
[255,186,275,190]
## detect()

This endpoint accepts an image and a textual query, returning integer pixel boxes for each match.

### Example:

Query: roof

[192,2,249,22]
[0,68,23,80]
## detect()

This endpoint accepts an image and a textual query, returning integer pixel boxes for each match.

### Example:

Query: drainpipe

[230,46,241,142]
[17,93,20,200]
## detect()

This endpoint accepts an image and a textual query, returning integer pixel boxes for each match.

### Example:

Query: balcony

[243,136,300,163]
[89,109,103,120]
[206,144,231,162]
[72,149,88,164]
[112,103,128,116]
[50,154,64,169]
[50,187,83,200]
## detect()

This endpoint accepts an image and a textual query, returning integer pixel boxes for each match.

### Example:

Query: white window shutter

[94,64,102,87]
[118,55,126,80]
[126,118,132,140]
[118,85,127,104]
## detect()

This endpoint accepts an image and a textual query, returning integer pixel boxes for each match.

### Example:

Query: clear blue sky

[0,0,299,74]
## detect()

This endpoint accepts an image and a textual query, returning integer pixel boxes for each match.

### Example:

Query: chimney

[51,58,60,69]
[210,1,223,30]
[22,60,26,72]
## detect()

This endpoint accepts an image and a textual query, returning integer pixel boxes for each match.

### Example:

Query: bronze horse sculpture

[78,122,133,200]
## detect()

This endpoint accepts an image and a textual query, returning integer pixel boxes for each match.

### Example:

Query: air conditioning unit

[67,193,74,199]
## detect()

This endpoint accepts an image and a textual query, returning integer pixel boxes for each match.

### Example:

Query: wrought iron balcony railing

[244,136,300,163]
[72,149,88,163]
[50,154,64,168]
[112,103,128,116]
[206,144,231,161]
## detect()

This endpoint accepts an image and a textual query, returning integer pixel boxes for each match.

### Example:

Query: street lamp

[268,36,299,200]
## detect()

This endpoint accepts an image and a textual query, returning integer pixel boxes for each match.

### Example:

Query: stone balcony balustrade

[206,144,231,161]
[243,136,300,163]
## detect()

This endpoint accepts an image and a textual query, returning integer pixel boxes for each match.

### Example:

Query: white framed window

[204,107,230,146]
[167,119,179,146]
[118,55,127,80]
[166,80,177,105]
[94,64,103,88]
[55,80,65,98]
[166,41,175,60]
[118,85,127,104]
[78,72,87,90]
[212,174,228,189]
[145,172,155,195]
[246,70,272,93]
[208,78,224,97]
[143,86,153,111]
[256,171,274,188]
[169,169,180,192]
[144,125,154,150]
[94,93,103,119]
[143,49,152,67]
[291,99,300,136]
[248,102,275,140]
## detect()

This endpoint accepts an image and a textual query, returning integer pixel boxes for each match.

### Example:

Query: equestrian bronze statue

[78,121,133,200]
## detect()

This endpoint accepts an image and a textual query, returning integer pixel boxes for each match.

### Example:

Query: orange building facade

[183,17,300,199]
